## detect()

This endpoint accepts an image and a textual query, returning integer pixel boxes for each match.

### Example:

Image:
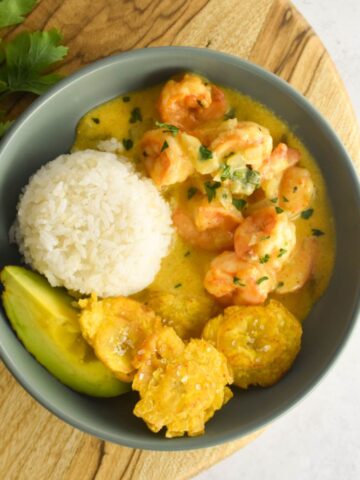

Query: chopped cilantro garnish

[155,121,179,136]
[220,164,232,181]
[259,254,270,264]
[129,107,142,123]
[270,197,278,203]
[204,181,221,202]
[122,96,131,102]
[232,198,247,211]
[233,276,246,287]
[0,0,37,28]
[174,283,182,288]
[92,117,100,124]
[301,208,314,219]
[187,186,198,200]
[199,145,213,160]
[275,206,284,214]
[161,140,169,152]
[312,228,325,237]
[260,235,271,241]
[224,107,236,119]
[122,138,133,150]
[278,248,287,258]
[277,281,284,289]
[256,276,269,285]
[282,196,289,202]
[245,169,261,187]
[184,251,191,257]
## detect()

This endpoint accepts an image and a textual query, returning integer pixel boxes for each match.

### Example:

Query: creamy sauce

[74,82,335,323]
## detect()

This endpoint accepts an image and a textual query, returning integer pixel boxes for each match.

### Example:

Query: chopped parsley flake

[122,96,131,102]
[277,281,284,288]
[301,208,314,219]
[161,140,169,152]
[155,121,179,136]
[199,145,213,160]
[224,107,236,119]
[278,248,287,257]
[184,251,191,257]
[174,283,182,288]
[187,186,198,200]
[233,276,246,287]
[260,235,271,241]
[220,164,232,180]
[282,196,289,202]
[129,107,142,123]
[91,117,100,124]
[204,181,221,202]
[259,254,270,264]
[312,228,325,237]
[232,198,247,211]
[122,138,133,150]
[275,206,284,214]
[256,276,269,285]
[270,197,278,203]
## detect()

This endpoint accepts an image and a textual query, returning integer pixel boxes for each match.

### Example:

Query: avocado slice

[1,266,130,397]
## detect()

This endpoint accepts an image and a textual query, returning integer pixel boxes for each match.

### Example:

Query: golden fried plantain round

[202,300,302,388]
[133,338,233,438]
[78,294,162,382]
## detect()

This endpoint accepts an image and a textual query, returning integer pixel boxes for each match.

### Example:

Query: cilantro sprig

[0,2,69,138]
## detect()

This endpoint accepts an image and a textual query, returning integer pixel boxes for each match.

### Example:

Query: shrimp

[234,206,296,270]
[278,166,315,218]
[210,121,273,171]
[172,208,235,251]
[204,251,276,305]
[140,129,199,187]
[191,196,243,232]
[158,73,227,131]
[260,143,300,199]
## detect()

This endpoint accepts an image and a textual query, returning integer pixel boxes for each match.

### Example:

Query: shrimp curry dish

[1,73,335,438]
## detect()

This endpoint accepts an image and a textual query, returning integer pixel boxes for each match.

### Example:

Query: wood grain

[0,0,359,479]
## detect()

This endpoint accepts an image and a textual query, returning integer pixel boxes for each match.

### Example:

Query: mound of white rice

[12,150,173,297]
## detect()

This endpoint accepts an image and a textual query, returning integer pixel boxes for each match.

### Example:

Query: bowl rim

[0,45,359,451]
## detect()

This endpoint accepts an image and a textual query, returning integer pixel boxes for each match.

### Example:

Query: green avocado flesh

[1,266,130,397]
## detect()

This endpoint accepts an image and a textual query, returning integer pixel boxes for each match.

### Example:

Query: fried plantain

[133,337,233,437]
[78,294,162,382]
[202,300,302,388]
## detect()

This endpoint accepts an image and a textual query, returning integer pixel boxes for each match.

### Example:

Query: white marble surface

[196,1,360,479]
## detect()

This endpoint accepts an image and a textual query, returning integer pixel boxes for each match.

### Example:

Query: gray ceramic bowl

[0,47,359,451]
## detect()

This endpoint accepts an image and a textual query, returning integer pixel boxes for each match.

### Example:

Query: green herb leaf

[92,117,100,124]
[161,140,169,152]
[122,138,133,150]
[184,251,191,257]
[155,121,179,136]
[277,281,284,289]
[224,107,236,119]
[199,145,213,160]
[187,186,198,200]
[122,95,130,102]
[233,276,245,287]
[220,164,232,181]
[0,29,68,95]
[232,198,247,211]
[301,208,314,219]
[270,197,278,203]
[204,181,221,202]
[275,206,284,214]
[312,228,325,237]
[129,107,142,123]
[174,283,182,288]
[259,254,270,264]
[0,0,37,29]
[245,168,261,187]
[260,235,271,241]
[278,248,287,258]
[256,276,269,285]
[0,119,13,138]
[282,195,289,202]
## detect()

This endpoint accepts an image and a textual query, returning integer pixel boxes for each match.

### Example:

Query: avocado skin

[1,266,130,397]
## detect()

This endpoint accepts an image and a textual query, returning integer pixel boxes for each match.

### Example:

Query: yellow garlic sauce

[73,82,335,323]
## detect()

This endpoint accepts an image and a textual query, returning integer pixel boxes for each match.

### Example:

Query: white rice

[12,150,173,297]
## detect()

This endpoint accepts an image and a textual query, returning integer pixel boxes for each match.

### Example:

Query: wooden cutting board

[1,1,359,479]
